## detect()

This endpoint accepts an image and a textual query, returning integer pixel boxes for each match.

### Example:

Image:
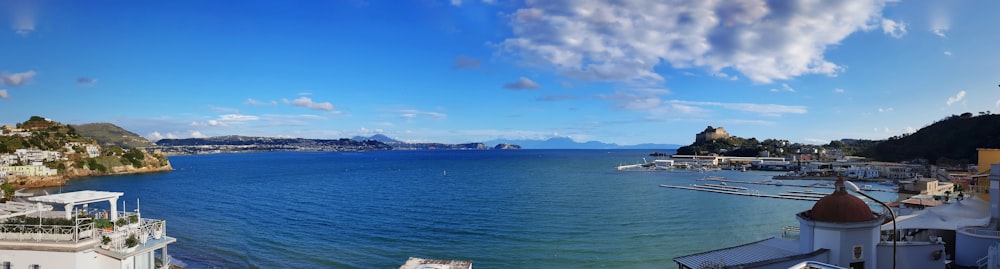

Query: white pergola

[28,190,125,220]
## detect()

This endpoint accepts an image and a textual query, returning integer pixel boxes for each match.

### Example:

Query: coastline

[5,163,173,188]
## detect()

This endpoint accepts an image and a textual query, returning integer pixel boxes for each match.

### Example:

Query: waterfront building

[0,190,174,269]
[0,162,58,177]
[953,162,1000,267]
[673,178,946,269]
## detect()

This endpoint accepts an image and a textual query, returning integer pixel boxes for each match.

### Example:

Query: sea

[38,149,900,268]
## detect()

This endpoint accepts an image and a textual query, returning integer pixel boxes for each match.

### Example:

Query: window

[1,261,9,269]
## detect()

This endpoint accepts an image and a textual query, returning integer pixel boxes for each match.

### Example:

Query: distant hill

[484,137,680,149]
[351,134,401,143]
[861,113,1000,164]
[73,123,154,149]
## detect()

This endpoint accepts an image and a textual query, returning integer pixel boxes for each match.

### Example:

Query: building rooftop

[807,178,875,222]
[28,190,124,205]
[673,237,803,268]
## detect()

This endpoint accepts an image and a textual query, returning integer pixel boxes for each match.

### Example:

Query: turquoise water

[42,150,899,268]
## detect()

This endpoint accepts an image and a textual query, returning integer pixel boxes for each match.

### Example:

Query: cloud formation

[504,77,540,90]
[770,83,795,93]
[501,0,891,84]
[399,109,447,120]
[245,98,277,106]
[833,88,845,93]
[1,70,36,86]
[946,90,965,106]
[930,9,950,38]
[0,89,7,99]
[668,100,808,116]
[76,77,98,87]
[284,97,335,111]
[453,55,482,69]
[881,19,907,38]
[6,0,36,36]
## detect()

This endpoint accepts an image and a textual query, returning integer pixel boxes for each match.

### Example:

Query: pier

[659,184,821,201]
[695,177,896,193]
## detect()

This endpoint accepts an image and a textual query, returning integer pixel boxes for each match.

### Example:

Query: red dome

[808,178,875,222]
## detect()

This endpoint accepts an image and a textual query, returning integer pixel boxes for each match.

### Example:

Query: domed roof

[808,178,875,222]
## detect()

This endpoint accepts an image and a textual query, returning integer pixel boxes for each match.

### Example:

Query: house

[0,190,176,269]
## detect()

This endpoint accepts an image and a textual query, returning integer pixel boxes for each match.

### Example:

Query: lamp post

[846,181,896,269]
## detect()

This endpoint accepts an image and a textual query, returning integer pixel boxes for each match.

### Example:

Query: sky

[1,0,999,146]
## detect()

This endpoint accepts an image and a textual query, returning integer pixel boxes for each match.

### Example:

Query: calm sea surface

[40,150,898,268]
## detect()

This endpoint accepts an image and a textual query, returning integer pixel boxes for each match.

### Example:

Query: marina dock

[659,184,821,201]
[695,177,896,193]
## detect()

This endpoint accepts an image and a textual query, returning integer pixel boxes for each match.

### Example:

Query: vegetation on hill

[676,137,791,157]
[72,123,154,149]
[0,116,91,153]
[0,116,171,188]
[860,112,1000,165]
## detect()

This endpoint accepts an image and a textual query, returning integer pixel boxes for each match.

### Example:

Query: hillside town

[0,117,172,189]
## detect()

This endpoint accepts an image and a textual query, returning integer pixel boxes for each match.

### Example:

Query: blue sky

[1,0,999,146]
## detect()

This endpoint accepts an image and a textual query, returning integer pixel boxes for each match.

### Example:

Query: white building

[0,163,57,177]
[673,178,946,269]
[0,190,175,269]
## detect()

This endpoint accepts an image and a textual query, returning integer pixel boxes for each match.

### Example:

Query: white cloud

[190,131,207,138]
[450,0,462,6]
[995,99,1000,108]
[207,105,238,113]
[8,0,36,36]
[500,0,891,84]
[147,131,164,141]
[667,100,807,116]
[833,88,845,93]
[482,0,496,4]
[881,19,907,38]
[399,109,447,120]
[0,89,7,99]
[930,11,949,38]
[0,70,36,86]
[946,90,966,106]
[284,97,335,111]
[219,114,260,121]
[802,138,830,145]
[771,83,795,93]
[943,51,952,56]
[244,98,278,105]
[878,107,893,112]
[904,126,915,133]
[504,77,541,90]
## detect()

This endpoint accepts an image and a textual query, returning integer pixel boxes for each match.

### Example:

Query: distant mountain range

[353,135,680,149]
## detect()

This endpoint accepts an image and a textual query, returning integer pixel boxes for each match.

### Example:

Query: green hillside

[861,112,1000,165]
[73,123,153,149]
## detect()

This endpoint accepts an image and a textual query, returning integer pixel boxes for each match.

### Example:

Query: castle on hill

[695,126,730,143]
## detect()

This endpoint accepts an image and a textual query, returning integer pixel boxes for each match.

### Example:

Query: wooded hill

[861,112,1000,165]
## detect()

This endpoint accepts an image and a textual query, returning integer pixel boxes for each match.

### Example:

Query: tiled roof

[673,237,800,268]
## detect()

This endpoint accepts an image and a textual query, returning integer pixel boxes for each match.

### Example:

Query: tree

[0,183,14,201]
